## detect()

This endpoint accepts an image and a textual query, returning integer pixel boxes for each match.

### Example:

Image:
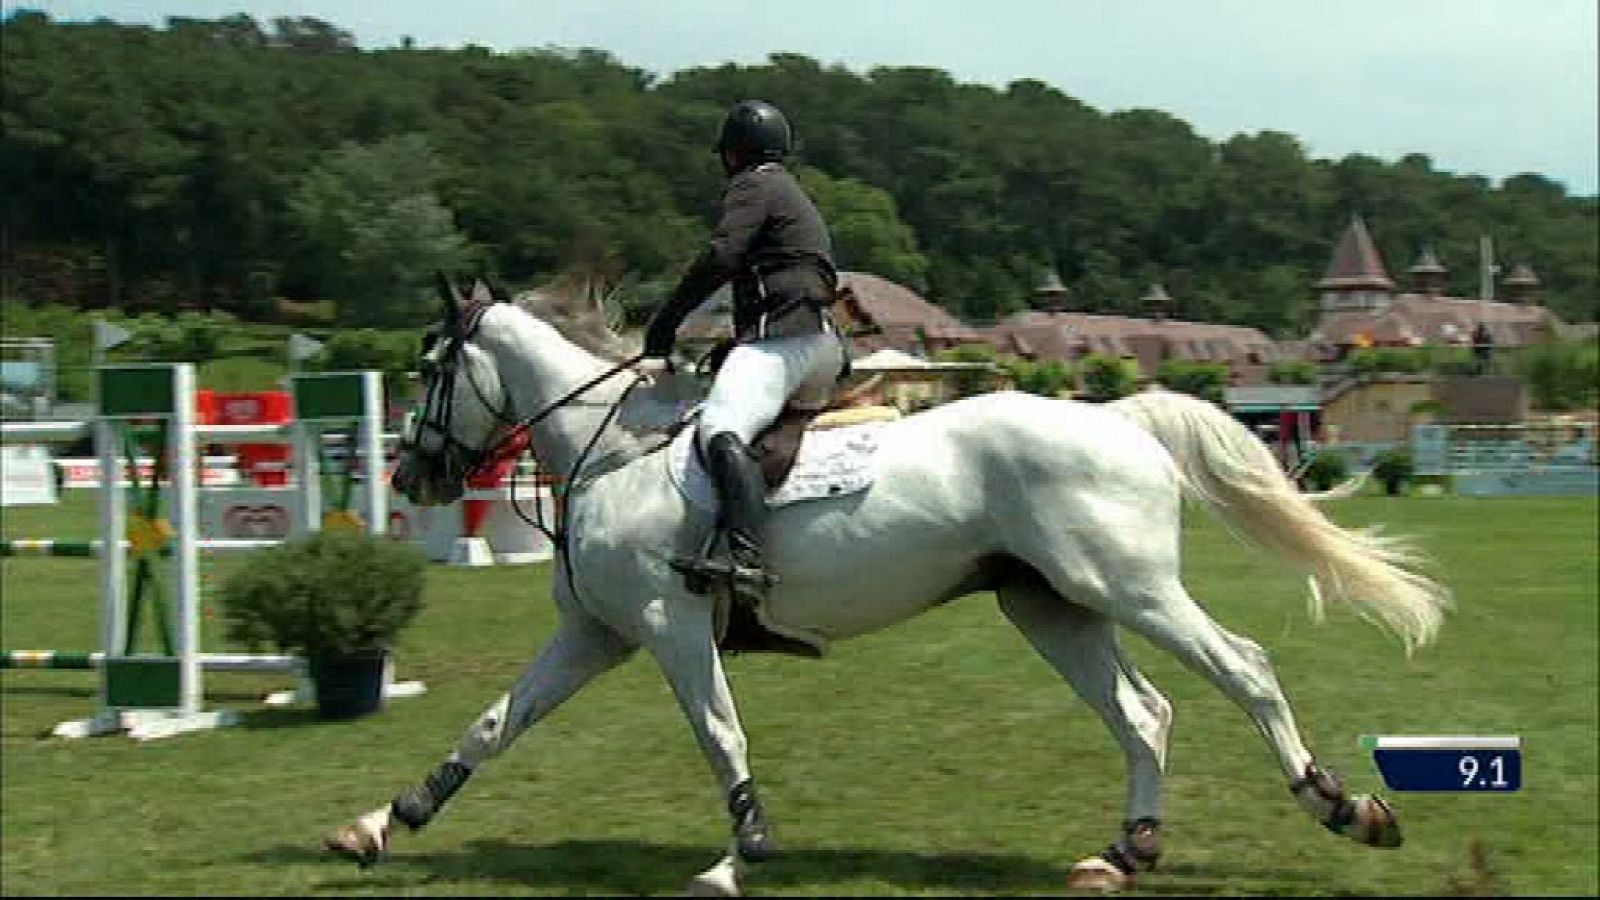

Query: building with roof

[987,302,1286,385]
[835,271,989,356]
[1309,217,1566,356]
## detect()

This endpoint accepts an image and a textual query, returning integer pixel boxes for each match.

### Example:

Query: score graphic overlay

[1362,735,1521,792]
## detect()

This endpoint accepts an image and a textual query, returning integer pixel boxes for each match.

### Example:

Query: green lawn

[2,492,1596,896]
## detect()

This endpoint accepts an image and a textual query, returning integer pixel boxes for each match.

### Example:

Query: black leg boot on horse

[674,431,819,659]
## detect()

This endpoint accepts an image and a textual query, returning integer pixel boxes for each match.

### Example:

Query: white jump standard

[1,364,422,739]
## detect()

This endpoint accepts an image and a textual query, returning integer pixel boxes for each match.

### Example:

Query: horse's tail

[1109,388,1451,653]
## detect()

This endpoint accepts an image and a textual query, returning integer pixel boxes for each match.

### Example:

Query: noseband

[408,301,518,488]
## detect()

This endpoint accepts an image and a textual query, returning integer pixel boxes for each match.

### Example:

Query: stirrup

[670,553,778,600]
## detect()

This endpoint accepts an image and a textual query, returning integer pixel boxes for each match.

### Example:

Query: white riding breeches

[697,327,845,450]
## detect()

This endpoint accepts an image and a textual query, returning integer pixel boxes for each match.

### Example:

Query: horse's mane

[512,276,642,363]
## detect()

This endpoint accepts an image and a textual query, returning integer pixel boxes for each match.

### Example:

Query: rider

[640,99,845,599]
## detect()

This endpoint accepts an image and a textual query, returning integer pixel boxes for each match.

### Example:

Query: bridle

[404,298,645,553]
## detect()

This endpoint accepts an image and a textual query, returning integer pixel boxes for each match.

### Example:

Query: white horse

[325,278,1450,895]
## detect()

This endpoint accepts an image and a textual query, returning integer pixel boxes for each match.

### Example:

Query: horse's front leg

[642,592,769,896]
[324,610,636,866]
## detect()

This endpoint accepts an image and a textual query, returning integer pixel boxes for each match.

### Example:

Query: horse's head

[392,275,519,506]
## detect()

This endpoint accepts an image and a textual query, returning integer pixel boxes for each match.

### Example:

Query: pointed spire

[1142,283,1174,320]
[1317,215,1395,292]
[1502,263,1540,304]
[1034,265,1069,310]
[1408,245,1448,296]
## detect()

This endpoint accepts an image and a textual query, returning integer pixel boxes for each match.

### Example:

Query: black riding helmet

[714,100,792,164]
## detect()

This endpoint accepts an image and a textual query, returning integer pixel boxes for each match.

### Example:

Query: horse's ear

[467,277,494,308]
[437,271,462,329]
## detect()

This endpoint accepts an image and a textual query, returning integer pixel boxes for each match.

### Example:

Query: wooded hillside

[3,12,1594,334]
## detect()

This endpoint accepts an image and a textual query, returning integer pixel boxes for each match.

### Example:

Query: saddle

[690,380,900,661]
[749,401,901,489]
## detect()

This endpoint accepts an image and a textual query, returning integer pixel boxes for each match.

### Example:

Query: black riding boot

[704,431,773,603]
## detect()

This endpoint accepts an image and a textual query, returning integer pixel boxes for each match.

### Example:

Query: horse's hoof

[686,855,743,897]
[323,810,390,868]
[1350,794,1403,848]
[1066,857,1132,892]
[735,829,777,863]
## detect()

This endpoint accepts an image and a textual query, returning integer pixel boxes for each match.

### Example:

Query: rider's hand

[637,357,673,380]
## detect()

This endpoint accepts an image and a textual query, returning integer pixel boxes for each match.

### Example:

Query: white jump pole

[93,415,126,704]
[361,370,386,536]
[294,414,322,536]
[170,363,201,717]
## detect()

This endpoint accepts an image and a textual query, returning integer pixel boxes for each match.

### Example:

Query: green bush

[1079,353,1140,402]
[1157,358,1229,404]
[219,530,426,660]
[314,328,422,395]
[1003,356,1072,397]
[1300,448,1350,492]
[1514,339,1599,412]
[1268,359,1319,385]
[1371,447,1415,496]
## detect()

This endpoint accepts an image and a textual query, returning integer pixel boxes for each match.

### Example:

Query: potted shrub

[1299,448,1350,493]
[1371,447,1416,496]
[220,530,426,719]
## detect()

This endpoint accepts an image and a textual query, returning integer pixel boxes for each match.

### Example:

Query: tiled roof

[838,271,986,353]
[1317,215,1395,291]
[1310,294,1563,347]
[1503,263,1540,287]
[986,311,1282,367]
[1408,246,1447,275]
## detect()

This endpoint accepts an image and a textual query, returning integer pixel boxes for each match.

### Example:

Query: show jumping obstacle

[0,364,422,739]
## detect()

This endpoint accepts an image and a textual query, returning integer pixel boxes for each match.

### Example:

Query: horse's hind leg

[1111,578,1403,850]
[323,611,636,867]
[997,574,1172,891]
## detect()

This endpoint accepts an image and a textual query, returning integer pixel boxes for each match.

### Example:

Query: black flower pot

[309,651,388,720]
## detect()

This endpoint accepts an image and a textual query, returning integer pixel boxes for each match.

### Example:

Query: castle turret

[1407,246,1449,296]
[1502,263,1540,305]
[1316,215,1395,313]
[1034,266,1069,310]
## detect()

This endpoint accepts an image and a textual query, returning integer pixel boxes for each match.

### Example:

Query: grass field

[2,491,1596,896]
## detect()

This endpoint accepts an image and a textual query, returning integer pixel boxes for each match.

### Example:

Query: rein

[421,299,647,604]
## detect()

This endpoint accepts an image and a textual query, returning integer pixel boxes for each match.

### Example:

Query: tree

[795,166,928,290]
[1515,340,1599,412]
[1269,359,1319,385]
[4,16,1597,332]
[287,135,472,327]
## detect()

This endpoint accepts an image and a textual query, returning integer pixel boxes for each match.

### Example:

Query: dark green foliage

[1157,359,1230,404]
[1372,448,1416,496]
[1008,357,1072,397]
[1300,448,1351,492]
[125,311,237,362]
[1513,339,1599,412]
[931,344,1004,399]
[311,328,422,396]
[2,12,1596,334]
[1079,354,1140,402]
[1269,358,1319,385]
[218,530,426,659]
[934,344,1070,398]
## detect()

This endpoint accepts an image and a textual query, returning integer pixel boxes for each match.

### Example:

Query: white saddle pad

[668,419,891,514]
